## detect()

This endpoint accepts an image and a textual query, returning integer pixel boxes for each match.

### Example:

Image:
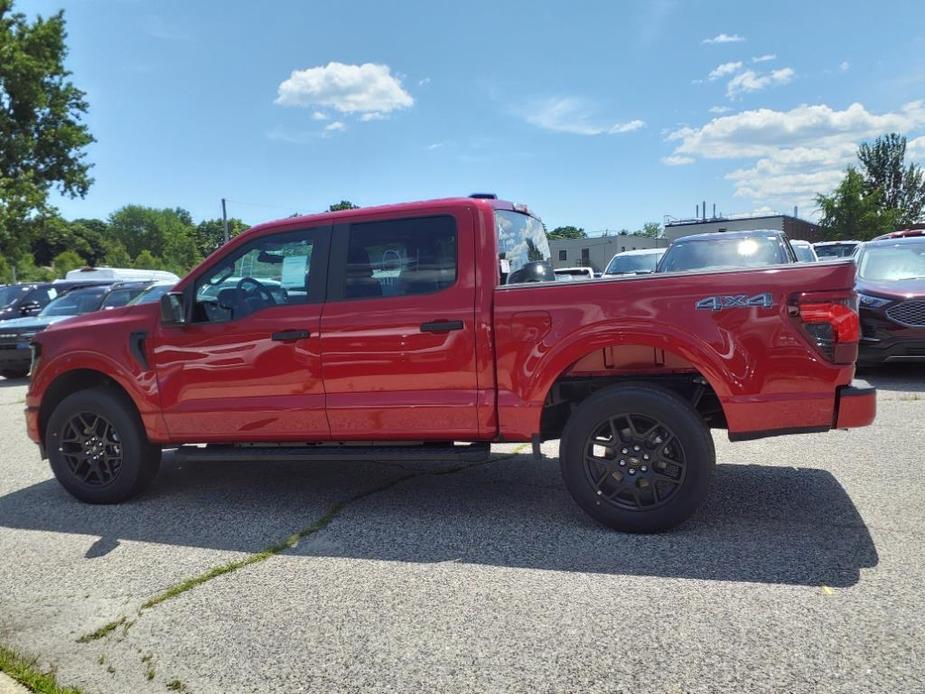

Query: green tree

[638,222,662,238]
[195,218,249,256]
[108,206,201,273]
[52,248,83,275]
[102,239,131,267]
[133,249,161,270]
[328,200,359,212]
[0,1,94,260]
[547,225,586,240]
[816,168,899,241]
[857,133,925,226]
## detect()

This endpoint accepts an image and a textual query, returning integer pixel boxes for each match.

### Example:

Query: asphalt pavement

[0,368,922,693]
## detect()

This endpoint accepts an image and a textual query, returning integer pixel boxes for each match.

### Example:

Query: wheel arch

[503,323,734,441]
[38,368,150,446]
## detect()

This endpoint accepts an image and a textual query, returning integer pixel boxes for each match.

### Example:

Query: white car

[603,248,665,276]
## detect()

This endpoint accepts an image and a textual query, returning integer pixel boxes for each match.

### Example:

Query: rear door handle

[420,320,464,333]
[271,329,311,342]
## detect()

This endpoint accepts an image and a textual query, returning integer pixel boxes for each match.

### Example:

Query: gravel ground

[0,367,922,693]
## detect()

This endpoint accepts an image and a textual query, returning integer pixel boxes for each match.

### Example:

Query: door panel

[153,226,330,442]
[320,210,480,439]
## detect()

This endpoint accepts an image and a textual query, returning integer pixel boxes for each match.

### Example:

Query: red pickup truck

[25,196,876,532]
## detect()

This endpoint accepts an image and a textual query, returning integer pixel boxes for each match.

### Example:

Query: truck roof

[245,196,520,236]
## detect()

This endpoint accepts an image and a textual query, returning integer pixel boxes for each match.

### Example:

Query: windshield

[605,252,662,275]
[101,286,146,309]
[815,243,857,258]
[38,288,106,317]
[858,242,925,281]
[792,244,817,263]
[0,285,28,308]
[128,283,174,305]
[659,236,787,273]
[495,209,552,283]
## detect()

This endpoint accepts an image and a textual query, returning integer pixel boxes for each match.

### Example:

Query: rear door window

[340,216,457,299]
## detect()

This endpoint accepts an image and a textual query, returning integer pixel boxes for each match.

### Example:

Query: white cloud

[427,142,444,150]
[702,33,746,44]
[324,121,345,132]
[610,119,646,133]
[524,97,645,135]
[418,77,431,86]
[276,62,413,120]
[840,61,850,71]
[909,135,925,161]
[664,100,925,210]
[359,112,387,121]
[708,61,743,80]
[311,111,328,121]
[709,105,731,114]
[726,67,794,98]
[752,53,776,63]
[661,155,695,166]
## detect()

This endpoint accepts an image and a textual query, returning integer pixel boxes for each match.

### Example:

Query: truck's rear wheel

[1,368,29,379]
[560,384,715,533]
[46,388,161,504]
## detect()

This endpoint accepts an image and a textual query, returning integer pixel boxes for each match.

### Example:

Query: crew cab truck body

[25,197,876,532]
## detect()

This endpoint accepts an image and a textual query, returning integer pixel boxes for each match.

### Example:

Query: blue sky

[20,0,925,232]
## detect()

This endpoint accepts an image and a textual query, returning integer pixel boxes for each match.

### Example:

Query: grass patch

[0,644,84,694]
[76,616,125,643]
[166,679,188,692]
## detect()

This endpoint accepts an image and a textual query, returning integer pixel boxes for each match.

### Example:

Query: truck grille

[886,300,925,327]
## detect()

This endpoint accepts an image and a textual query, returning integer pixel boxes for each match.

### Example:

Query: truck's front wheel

[46,388,161,504]
[560,384,715,533]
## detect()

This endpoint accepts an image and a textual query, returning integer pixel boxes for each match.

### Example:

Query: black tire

[1,368,29,379]
[46,387,161,504]
[560,384,715,533]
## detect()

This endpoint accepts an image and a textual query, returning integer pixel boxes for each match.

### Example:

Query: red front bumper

[835,379,877,429]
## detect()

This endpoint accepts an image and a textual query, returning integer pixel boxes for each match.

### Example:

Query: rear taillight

[792,292,859,364]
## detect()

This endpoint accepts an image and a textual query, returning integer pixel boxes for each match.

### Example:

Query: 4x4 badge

[696,293,773,311]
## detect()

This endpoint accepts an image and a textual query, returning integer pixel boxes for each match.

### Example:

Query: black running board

[174,442,491,464]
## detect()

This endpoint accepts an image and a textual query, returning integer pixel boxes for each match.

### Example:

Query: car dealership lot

[0,371,922,694]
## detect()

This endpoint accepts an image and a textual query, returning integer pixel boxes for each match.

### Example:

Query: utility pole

[221,198,230,245]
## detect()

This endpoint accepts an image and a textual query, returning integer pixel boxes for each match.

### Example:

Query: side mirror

[160,292,188,325]
[20,301,41,316]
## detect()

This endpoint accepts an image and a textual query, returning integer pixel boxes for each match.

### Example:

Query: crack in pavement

[76,445,530,644]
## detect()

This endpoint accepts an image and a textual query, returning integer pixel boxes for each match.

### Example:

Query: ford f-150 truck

[25,196,876,532]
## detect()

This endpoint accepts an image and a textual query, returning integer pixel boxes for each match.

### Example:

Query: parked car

[790,239,819,263]
[814,240,861,259]
[657,230,797,273]
[26,195,874,532]
[873,229,925,241]
[0,282,151,378]
[554,267,595,280]
[603,248,665,276]
[855,236,925,365]
[0,279,113,323]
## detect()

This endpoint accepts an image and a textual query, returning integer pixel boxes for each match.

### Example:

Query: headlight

[858,293,890,309]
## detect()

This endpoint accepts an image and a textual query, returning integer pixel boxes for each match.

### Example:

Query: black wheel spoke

[59,411,124,488]
[583,410,686,513]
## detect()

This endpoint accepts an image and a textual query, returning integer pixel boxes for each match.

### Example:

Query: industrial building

[664,210,823,243]
[549,234,661,272]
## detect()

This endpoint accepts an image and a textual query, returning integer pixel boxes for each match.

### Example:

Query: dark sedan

[657,229,797,273]
[855,237,925,365]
